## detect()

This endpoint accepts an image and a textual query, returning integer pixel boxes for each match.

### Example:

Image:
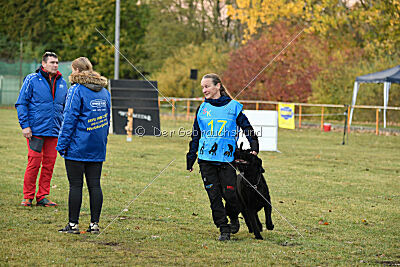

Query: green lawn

[0,109,399,265]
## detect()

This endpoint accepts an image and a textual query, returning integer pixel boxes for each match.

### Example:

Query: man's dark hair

[42,51,58,63]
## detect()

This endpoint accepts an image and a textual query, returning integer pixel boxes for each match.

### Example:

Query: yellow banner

[278,103,295,129]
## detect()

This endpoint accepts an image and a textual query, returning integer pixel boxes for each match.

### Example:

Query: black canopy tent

[350,65,400,128]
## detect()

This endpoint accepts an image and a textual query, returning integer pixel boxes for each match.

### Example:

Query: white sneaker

[87,222,100,234]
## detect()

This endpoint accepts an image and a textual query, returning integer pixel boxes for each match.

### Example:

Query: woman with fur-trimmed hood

[56,57,111,234]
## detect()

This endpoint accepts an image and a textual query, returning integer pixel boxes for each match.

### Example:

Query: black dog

[234,146,274,240]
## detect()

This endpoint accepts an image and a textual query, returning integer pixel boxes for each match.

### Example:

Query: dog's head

[234,143,265,174]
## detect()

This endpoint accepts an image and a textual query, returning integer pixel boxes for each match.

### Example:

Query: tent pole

[349,82,359,126]
[383,82,391,128]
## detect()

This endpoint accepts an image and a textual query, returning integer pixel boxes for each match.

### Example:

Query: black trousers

[65,159,103,224]
[199,162,242,233]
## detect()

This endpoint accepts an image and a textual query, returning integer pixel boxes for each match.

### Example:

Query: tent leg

[383,82,391,128]
[349,82,359,127]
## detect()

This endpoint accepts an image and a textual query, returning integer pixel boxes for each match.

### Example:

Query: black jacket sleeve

[236,111,259,153]
[186,106,201,170]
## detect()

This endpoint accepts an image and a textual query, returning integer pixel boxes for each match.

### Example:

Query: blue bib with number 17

[197,100,243,162]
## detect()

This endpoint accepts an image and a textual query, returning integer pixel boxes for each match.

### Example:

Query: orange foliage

[223,23,329,102]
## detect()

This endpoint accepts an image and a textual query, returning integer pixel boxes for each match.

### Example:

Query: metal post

[114,0,120,80]
[376,109,379,135]
[126,108,133,142]
[186,100,190,120]
[19,39,23,89]
[347,106,351,133]
[321,106,324,131]
[299,105,302,128]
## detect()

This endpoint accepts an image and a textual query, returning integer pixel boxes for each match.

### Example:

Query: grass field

[0,108,399,266]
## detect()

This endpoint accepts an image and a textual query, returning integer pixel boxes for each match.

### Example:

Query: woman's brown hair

[69,57,107,87]
[202,73,233,99]
[71,57,93,72]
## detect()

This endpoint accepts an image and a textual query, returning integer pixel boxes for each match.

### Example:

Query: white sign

[237,110,278,152]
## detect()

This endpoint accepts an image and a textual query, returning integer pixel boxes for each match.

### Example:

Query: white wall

[237,110,278,152]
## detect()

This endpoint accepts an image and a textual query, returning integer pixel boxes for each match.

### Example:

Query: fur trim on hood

[69,71,108,92]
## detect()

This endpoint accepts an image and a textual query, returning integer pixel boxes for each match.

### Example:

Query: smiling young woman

[186,73,259,241]
[201,74,232,100]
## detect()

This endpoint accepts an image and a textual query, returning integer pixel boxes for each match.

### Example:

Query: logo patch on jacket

[90,99,106,108]
[202,108,211,117]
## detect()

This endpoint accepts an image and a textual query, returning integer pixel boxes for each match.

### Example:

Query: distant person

[56,57,110,234]
[186,73,259,241]
[16,51,68,207]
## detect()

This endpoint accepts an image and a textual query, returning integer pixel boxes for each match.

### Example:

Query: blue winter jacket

[15,67,68,136]
[56,72,111,162]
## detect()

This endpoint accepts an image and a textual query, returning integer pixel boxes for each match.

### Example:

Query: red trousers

[23,136,58,201]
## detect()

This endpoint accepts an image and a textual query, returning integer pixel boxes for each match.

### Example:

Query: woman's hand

[188,168,193,172]
[250,151,258,156]
[22,127,32,139]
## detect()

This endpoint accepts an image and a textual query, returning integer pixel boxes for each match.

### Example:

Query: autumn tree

[360,0,400,56]
[153,39,229,98]
[140,0,243,73]
[0,0,54,59]
[227,0,400,56]
[46,0,150,79]
[222,23,327,102]
[0,0,150,79]
[226,0,304,42]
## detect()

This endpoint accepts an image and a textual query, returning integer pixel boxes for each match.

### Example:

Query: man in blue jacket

[15,52,68,207]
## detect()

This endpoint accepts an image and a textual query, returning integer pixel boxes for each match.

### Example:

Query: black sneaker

[229,218,240,234]
[87,222,100,234]
[58,223,80,234]
[218,232,230,241]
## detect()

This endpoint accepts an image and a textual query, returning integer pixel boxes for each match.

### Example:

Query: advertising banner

[278,103,295,129]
